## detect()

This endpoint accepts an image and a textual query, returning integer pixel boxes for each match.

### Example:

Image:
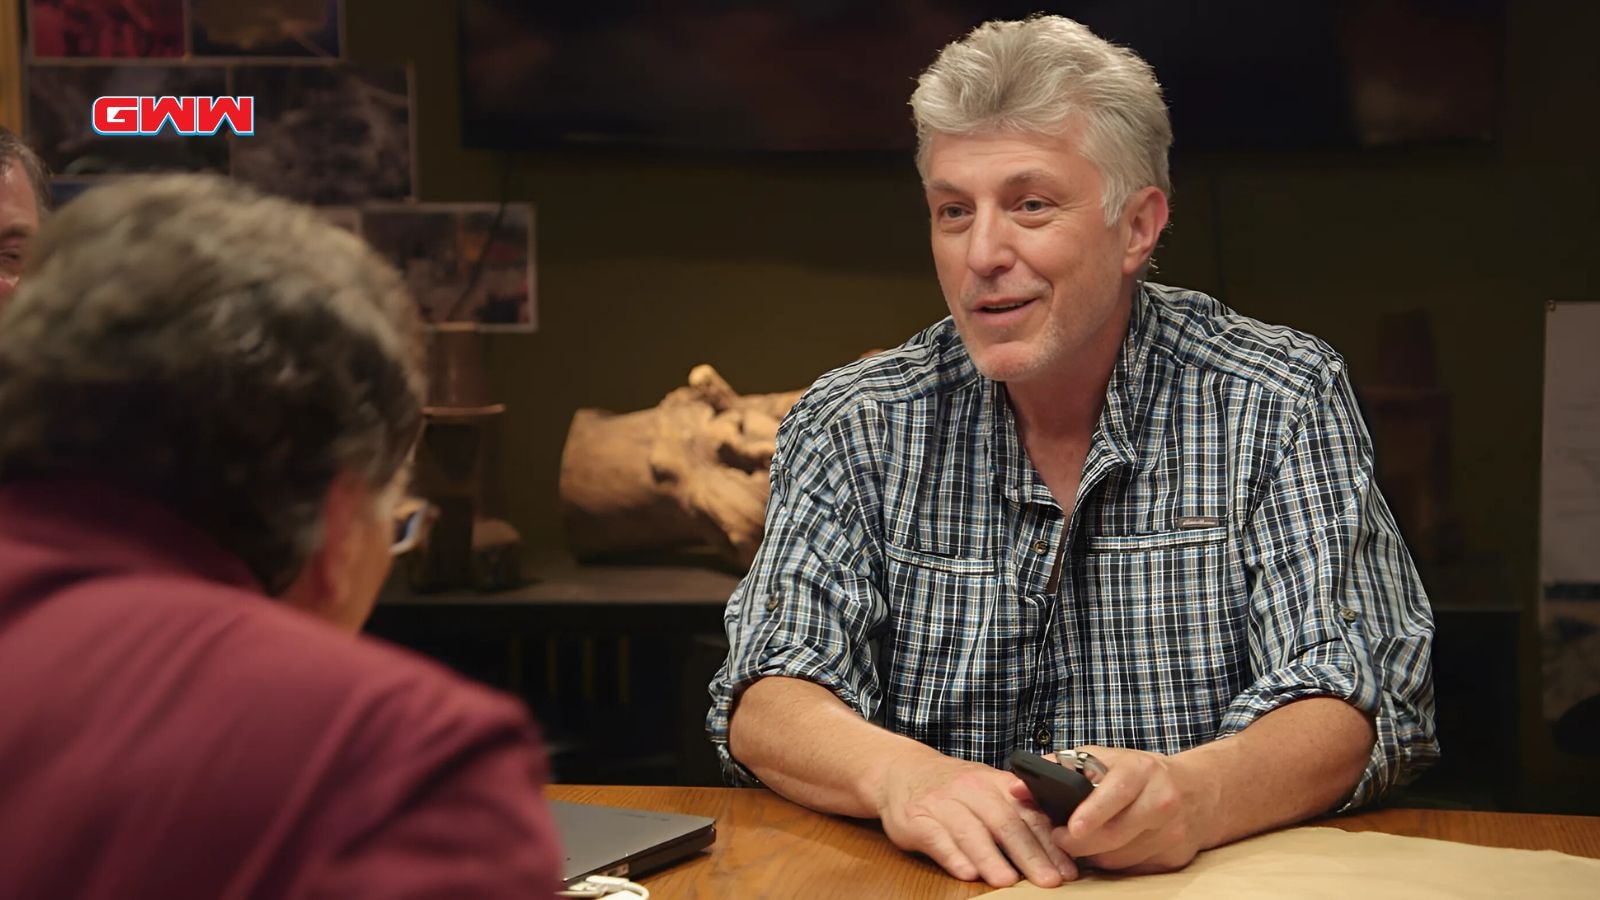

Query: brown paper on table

[981,827,1600,899]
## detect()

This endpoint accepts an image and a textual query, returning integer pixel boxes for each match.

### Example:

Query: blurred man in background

[0,125,49,311]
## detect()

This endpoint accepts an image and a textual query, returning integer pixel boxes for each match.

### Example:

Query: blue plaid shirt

[708,283,1438,808]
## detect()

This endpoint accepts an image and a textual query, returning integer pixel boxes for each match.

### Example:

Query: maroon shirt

[0,480,563,899]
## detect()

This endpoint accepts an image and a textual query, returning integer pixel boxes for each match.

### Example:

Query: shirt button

[1031,539,1050,553]
[765,595,781,612]
[1034,727,1051,749]
[1339,607,1359,623]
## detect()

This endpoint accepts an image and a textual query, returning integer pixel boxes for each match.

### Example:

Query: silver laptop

[551,800,716,884]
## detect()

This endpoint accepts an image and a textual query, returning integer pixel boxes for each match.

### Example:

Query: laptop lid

[551,799,716,884]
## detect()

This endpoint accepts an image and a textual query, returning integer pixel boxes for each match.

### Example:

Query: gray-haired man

[711,15,1437,888]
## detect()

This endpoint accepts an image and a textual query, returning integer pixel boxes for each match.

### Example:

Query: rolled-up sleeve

[1222,364,1439,808]
[705,401,887,785]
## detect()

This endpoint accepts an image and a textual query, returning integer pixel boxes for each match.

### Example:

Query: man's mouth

[975,298,1035,314]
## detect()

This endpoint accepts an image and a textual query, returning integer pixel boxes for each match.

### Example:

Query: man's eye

[1019,198,1049,213]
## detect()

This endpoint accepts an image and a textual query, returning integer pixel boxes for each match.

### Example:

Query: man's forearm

[1175,697,1375,849]
[727,676,945,818]
[732,676,1081,887]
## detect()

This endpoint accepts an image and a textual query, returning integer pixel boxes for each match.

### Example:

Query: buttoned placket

[1023,440,1127,756]
[998,286,1154,758]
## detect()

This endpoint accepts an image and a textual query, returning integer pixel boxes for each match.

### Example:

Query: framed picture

[190,0,342,59]
[28,0,185,59]
[229,64,412,204]
[361,202,536,331]
[47,176,105,207]
[1540,300,1600,733]
[26,63,230,175]
[315,204,360,233]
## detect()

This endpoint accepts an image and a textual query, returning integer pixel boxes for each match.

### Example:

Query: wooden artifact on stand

[403,322,524,591]
[559,365,804,570]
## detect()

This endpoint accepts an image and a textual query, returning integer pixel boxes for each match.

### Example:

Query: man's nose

[966,208,1015,277]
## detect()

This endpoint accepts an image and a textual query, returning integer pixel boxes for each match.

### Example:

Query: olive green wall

[348,1,1599,803]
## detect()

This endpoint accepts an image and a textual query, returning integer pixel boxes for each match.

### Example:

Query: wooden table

[547,785,1600,899]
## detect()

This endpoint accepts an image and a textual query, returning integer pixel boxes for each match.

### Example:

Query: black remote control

[1008,749,1094,826]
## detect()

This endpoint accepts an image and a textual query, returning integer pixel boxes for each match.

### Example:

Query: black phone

[1007,749,1094,826]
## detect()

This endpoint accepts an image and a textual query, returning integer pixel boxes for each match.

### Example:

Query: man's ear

[1120,186,1170,276]
[277,472,364,617]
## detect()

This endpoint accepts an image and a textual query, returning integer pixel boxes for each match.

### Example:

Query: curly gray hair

[910,15,1173,224]
[0,175,425,593]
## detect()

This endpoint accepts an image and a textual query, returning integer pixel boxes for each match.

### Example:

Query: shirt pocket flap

[1085,526,1229,553]
[884,541,994,576]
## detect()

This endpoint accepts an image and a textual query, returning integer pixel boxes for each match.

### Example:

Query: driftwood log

[559,365,804,569]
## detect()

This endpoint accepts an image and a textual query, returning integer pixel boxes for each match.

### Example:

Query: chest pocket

[880,543,1021,765]
[1068,523,1246,753]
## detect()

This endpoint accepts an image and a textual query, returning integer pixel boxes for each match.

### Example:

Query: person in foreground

[709,15,1438,888]
[0,175,562,898]
[0,125,50,311]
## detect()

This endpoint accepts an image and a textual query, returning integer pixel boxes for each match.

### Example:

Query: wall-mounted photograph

[28,0,185,58]
[229,64,412,204]
[361,202,536,331]
[315,204,361,234]
[47,177,104,208]
[26,64,230,175]
[1541,301,1600,754]
[190,0,343,58]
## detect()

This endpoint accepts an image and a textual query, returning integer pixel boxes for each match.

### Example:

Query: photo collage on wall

[22,0,536,331]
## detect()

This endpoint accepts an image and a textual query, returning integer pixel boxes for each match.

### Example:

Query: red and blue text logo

[91,96,255,137]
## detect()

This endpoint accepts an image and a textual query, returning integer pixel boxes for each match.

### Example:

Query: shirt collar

[988,282,1164,505]
[0,477,264,595]
[1102,281,1161,470]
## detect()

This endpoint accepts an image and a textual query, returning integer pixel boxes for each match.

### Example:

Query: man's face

[0,164,42,310]
[923,129,1136,386]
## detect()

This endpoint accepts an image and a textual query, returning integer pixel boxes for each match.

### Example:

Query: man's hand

[729,677,1081,887]
[1028,702,1371,875]
[874,750,1078,887]
[1044,744,1219,874]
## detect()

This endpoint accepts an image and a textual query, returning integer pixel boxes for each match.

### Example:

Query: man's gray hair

[910,15,1173,224]
[0,175,425,593]
[0,125,52,215]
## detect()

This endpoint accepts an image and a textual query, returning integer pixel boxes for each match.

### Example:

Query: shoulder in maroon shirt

[0,479,564,899]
